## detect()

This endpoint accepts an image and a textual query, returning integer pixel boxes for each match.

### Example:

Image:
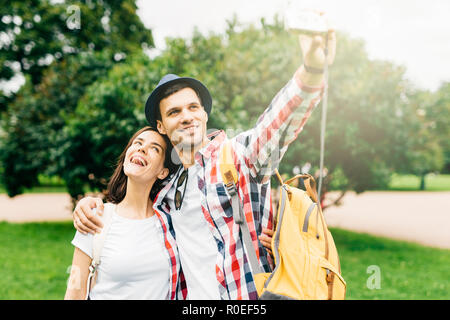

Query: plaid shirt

[152,67,324,300]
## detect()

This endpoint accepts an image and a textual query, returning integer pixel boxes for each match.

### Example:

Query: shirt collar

[196,130,226,160]
[153,130,227,208]
[153,165,182,209]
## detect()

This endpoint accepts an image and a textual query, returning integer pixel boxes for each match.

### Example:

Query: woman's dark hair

[105,126,178,203]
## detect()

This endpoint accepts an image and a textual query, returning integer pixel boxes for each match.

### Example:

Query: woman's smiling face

[123,130,169,183]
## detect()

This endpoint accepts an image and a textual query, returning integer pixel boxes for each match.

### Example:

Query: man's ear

[203,108,208,124]
[158,167,169,180]
[157,120,167,135]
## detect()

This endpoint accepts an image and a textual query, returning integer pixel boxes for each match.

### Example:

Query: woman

[64,126,178,300]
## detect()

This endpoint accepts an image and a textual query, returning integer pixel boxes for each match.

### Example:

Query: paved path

[1,191,449,249]
[0,194,74,223]
[323,191,450,249]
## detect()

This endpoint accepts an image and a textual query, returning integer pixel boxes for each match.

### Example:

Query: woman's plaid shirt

[152,67,324,300]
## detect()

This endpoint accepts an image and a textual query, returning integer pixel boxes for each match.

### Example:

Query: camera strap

[317,33,329,206]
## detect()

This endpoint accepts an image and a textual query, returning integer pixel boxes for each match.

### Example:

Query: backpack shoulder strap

[219,142,240,221]
[85,202,114,300]
[285,173,319,202]
[92,203,114,263]
[220,141,263,275]
[219,141,239,190]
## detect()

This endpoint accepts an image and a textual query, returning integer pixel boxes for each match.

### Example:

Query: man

[73,18,336,299]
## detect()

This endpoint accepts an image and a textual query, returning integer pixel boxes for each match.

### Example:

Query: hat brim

[145,77,212,128]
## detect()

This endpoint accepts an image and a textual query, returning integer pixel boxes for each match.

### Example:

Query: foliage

[0,51,116,197]
[51,52,157,200]
[425,82,450,173]
[0,0,153,199]
[0,0,153,87]
[402,89,444,175]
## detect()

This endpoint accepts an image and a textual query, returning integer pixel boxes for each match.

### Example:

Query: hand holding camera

[286,10,337,73]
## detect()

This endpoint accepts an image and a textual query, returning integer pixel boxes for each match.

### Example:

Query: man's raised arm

[239,15,336,180]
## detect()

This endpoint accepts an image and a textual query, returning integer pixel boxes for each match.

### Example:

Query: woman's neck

[117,179,154,220]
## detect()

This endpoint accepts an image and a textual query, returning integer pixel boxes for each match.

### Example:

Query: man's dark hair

[156,82,203,121]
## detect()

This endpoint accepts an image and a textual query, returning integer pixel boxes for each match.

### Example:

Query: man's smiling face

[157,87,208,150]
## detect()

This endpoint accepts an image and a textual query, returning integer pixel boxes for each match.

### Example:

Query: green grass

[0,222,449,300]
[332,228,450,300]
[388,174,450,191]
[0,222,75,299]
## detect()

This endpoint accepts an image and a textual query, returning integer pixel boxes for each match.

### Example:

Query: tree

[426,82,450,173]
[0,51,116,196]
[0,0,152,85]
[50,52,158,201]
[0,0,153,197]
[398,89,444,189]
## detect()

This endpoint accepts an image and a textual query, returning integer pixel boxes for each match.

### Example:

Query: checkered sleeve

[243,67,324,182]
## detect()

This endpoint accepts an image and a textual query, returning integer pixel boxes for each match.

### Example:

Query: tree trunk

[322,190,347,211]
[419,173,426,191]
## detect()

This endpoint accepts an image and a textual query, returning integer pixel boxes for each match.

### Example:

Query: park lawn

[0,222,449,300]
[0,222,75,300]
[332,228,450,299]
[388,174,450,191]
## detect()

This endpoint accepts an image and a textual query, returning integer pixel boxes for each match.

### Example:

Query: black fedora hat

[145,74,212,128]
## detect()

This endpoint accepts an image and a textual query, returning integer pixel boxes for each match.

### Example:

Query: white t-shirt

[71,206,170,300]
[166,165,221,300]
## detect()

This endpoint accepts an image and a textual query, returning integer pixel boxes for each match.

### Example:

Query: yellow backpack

[220,143,346,300]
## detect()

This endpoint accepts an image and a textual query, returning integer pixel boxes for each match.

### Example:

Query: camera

[285,9,328,35]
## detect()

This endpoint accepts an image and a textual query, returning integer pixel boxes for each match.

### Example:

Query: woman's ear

[157,167,169,180]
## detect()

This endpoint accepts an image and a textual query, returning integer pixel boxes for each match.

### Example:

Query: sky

[1,0,448,93]
[137,0,450,92]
